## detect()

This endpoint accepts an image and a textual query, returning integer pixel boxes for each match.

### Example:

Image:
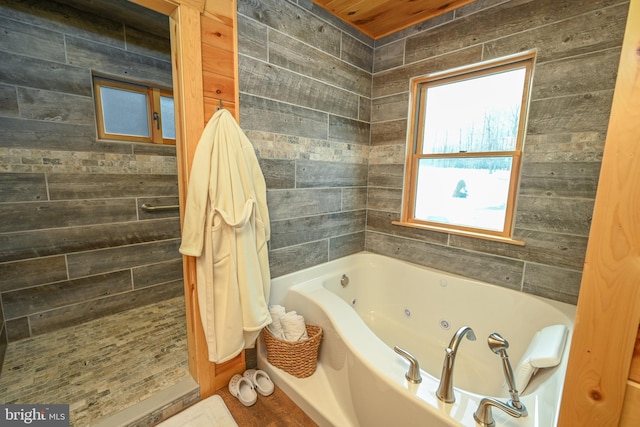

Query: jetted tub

[257,252,575,427]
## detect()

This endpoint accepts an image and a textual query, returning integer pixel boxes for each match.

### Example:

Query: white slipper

[228,374,257,406]
[243,369,275,397]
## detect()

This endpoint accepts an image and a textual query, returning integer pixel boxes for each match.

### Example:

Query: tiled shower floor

[0,296,191,426]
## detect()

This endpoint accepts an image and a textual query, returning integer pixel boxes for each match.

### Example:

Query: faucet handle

[474,397,525,427]
[394,346,422,384]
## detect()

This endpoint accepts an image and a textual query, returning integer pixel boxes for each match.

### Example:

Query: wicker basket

[262,324,323,378]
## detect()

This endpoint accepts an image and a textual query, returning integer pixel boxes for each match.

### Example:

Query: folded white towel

[267,305,285,339]
[280,311,308,342]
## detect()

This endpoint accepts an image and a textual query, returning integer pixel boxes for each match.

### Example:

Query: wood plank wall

[0,0,181,350]
[167,1,209,396]
[560,0,640,424]
[311,0,477,39]
[199,0,244,393]
[155,0,244,396]
[202,12,237,120]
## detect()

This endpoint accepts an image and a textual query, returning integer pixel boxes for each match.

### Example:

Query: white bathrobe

[179,109,272,363]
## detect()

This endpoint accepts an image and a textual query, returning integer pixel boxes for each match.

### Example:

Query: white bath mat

[157,394,238,427]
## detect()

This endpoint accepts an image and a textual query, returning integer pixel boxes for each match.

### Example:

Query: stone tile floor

[0,296,190,426]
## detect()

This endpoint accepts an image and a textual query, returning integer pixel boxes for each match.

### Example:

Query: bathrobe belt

[213,197,256,230]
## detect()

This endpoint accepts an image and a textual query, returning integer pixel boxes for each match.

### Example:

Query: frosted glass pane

[422,68,526,154]
[160,96,176,139]
[100,86,149,137]
[414,157,513,231]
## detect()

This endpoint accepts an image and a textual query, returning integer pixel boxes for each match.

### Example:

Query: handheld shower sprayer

[474,333,529,425]
[488,332,509,354]
[487,332,526,412]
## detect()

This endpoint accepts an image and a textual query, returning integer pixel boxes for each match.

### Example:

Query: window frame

[396,51,536,244]
[93,75,176,145]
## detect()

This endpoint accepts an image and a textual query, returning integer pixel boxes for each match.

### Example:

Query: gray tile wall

[0,0,181,344]
[237,0,374,278]
[367,0,629,304]
[0,0,628,360]
[0,300,5,368]
[236,0,628,306]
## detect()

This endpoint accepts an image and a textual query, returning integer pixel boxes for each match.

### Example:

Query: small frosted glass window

[93,76,176,145]
[100,86,150,137]
[160,95,176,140]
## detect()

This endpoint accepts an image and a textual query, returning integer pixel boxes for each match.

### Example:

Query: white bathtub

[257,252,575,427]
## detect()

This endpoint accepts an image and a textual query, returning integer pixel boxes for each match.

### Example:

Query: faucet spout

[436,326,476,403]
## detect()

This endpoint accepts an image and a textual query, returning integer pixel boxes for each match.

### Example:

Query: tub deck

[259,252,576,427]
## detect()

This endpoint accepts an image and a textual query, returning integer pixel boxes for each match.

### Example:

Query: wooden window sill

[391,220,525,246]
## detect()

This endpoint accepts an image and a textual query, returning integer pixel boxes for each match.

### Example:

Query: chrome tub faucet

[436,326,476,403]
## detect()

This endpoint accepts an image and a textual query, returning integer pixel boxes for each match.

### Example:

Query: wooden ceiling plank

[312,0,478,39]
[365,0,464,30]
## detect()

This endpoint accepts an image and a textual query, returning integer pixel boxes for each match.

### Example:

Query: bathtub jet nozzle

[340,274,349,287]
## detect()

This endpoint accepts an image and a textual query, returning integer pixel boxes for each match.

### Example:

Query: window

[93,76,176,145]
[397,52,535,243]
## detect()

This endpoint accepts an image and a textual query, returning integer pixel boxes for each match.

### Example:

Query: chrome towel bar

[141,203,179,212]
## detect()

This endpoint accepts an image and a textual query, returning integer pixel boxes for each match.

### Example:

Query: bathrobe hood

[179,109,271,363]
